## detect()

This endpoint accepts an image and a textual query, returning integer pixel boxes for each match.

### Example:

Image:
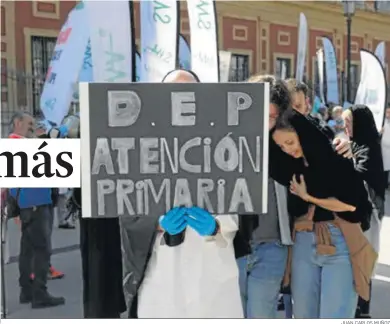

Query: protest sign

[80,82,269,218]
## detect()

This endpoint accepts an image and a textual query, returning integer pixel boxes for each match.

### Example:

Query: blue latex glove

[186,206,217,236]
[58,125,69,138]
[159,207,187,235]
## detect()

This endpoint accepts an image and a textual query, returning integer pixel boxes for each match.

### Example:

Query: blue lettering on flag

[52,50,63,61]
[83,43,92,68]
[48,72,57,84]
[45,98,57,111]
[100,30,126,82]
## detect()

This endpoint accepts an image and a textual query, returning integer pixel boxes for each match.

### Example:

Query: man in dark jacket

[9,112,67,308]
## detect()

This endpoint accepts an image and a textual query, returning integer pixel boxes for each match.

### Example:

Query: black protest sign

[80,82,269,218]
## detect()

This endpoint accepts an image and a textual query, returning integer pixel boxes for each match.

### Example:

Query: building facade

[1,1,390,134]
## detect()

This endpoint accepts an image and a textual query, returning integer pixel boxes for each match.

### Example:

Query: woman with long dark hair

[343,105,385,221]
[271,110,376,318]
[342,104,385,318]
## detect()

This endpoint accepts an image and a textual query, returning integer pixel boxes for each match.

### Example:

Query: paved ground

[2,198,390,319]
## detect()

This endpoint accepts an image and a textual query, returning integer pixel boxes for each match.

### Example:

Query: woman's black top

[350,105,385,217]
[285,155,361,222]
[270,110,371,224]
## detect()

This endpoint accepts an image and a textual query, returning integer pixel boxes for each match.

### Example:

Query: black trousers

[385,171,389,189]
[19,205,53,298]
[80,217,126,318]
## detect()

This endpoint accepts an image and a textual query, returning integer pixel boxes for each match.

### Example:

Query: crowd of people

[1,69,389,319]
[79,70,390,319]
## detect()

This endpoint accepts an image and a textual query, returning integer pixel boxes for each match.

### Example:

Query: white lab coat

[381,120,390,171]
[137,214,243,318]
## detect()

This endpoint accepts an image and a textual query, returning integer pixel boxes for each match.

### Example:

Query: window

[31,35,56,115]
[275,57,291,79]
[229,54,249,82]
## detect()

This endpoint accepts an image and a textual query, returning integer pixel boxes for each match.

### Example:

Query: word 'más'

[0,141,73,179]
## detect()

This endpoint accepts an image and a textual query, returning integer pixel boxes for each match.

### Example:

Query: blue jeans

[291,224,357,318]
[237,242,288,318]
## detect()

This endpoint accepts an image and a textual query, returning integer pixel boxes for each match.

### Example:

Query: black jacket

[80,217,127,318]
[77,186,126,318]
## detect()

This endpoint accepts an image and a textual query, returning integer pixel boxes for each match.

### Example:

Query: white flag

[316,49,325,104]
[322,37,339,104]
[140,0,179,82]
[85,0,134,83]
[187,0,219,82]
[296,13,307,82]
[374,41,386,68]
[355,49,387,132]
[40,3,89,126]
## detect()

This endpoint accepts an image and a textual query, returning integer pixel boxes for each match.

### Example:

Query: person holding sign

[121,69,242,319]
[272,110,375,319]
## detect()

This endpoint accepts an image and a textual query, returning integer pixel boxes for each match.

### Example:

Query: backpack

[6,189,21,219]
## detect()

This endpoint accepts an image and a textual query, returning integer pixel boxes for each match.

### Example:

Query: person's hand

[333,137,353,159]
[290,174,309,201]
[186,206,218,236]
[159,207,187,235]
